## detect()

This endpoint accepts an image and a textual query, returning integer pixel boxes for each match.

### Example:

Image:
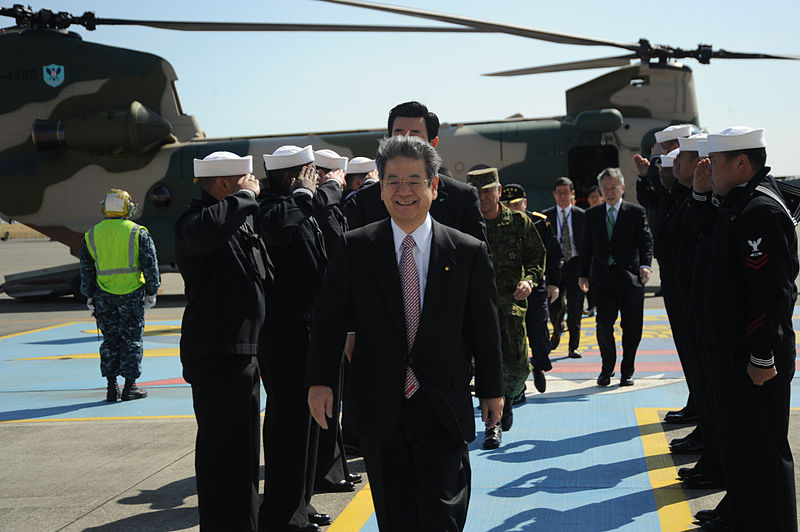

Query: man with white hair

[579,168,653,387]
[256,145,346,532]
[691,127,797,531]
[175,151,267,531]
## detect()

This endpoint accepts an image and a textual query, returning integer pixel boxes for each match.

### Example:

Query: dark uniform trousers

[183,356,261,532]
[526,287,552,372]
[258,320,319,531]
[595,266,643,378]
[549,258,585,352]
[360,390,470,532]
[710,344,796,531]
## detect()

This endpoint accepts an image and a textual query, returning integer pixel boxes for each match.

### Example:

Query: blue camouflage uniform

[79,219,160,380]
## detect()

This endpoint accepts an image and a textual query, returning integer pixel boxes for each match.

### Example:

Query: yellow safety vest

[85,218,147,295]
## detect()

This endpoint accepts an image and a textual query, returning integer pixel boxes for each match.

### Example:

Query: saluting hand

[237,173,260,196]
[633,154,650,177]
[308,385,333,430]
[321,168,346,189]
[693,158,712,194]
[293,165,318,194]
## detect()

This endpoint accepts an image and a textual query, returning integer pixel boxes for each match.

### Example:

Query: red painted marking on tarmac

[549,361,684,373]
[137,377,187,386]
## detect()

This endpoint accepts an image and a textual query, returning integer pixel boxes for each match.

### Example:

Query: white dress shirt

[391,215,433,307]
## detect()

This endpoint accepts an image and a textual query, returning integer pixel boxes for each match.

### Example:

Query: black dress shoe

[664,407,699,424]
[483,423,501,449]
[700,515,733,531]
[670,438,704,454]
[345,472,362,484]
[682,471,723,490]
[308,513,331,526]
[597,373,611,386]
[289,523,320,532]
[568,350,582,359]
[512,388,527,405]
[695,508,719,523]
[316,479,355,493]
[677,466,695,480]
[533,369,546,393]
[550,322,563,349]
[501,399,513,431]
[619,377,634,387]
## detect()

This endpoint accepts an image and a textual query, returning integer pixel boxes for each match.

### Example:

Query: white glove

[144,294,157,309]
[86,297,95,313]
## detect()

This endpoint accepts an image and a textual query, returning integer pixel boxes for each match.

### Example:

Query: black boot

[483,423,502,449]
[501,396,514,431]
[121,379,147,401]
[106,377,119,403]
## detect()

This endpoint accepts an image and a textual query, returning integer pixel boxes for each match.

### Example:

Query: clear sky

[19,0,800,175]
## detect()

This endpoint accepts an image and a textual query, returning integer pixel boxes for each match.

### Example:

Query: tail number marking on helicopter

[0,69,38,82]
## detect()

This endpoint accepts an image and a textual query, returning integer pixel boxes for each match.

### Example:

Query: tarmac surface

[1,239,799,531]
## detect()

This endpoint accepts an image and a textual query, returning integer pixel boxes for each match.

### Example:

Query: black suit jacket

[308,218,503,443]
[342,174,487,242]
[579,200,653,287]
[543,205,586,268]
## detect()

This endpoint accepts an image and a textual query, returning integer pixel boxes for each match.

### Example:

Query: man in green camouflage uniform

[468,168,545,449]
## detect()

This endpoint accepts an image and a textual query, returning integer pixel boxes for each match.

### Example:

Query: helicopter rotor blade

[484,55,638,76]
[93,19,489,33]
[316,0,641,51]
[709,49,800,61]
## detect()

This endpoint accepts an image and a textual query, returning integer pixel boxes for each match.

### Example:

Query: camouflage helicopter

[1,0,797,299]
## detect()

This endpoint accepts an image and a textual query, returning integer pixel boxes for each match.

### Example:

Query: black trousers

[594,267,643,378]
[663,290,697,412]
[526,287,552,371]
[315,356,348,486]
[549,258,585,352]
[258,321,319,531]
[710,349,796,531]
[361,391,471,532]
[183,355,261,532]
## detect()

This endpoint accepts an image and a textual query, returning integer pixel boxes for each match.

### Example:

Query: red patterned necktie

[400,234,421,398]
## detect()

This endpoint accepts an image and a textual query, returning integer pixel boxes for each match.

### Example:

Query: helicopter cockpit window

[149,185,174,209]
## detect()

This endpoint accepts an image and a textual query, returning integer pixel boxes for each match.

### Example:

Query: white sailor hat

[706,126,766,154]
[698,141,709,158]
[661,148,679,168]
[678,133,708,152]
[263,145,314,170]
[314,149,348,171]
[655,124,694,143]
[347,157,376,174]
[193,151,253,179]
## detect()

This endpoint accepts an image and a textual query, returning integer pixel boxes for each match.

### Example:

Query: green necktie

[606,206,616,265]
[560,209,572,261]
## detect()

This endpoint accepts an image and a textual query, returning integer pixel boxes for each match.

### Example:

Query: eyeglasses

[600,185,621,192]
[382,178,429,190]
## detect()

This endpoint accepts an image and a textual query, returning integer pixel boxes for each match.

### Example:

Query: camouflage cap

[500,183,526,203]
[467,167,499,189]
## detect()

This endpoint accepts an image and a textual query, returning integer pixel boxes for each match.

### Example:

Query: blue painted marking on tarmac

[2,311,799,530]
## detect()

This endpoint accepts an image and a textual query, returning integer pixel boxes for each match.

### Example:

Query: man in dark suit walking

[543,177,586,359]
[578,168,653,387]
[342,101,486,242]
[308,135,504,531]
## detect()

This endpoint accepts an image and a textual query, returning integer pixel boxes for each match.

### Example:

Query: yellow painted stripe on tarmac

[13,348,179,361]
[0,414,196,424]
[328,483,374,531]
[0,322,77,340]
[635,407,694,531]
